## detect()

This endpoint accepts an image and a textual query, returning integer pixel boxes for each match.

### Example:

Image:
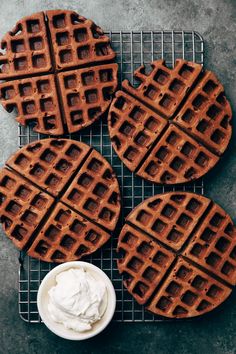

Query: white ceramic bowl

[37,261,116,340]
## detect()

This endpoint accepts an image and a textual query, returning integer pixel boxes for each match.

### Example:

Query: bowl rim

[37,261,116,340]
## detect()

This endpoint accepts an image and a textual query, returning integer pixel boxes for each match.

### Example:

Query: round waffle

[108,59,232,184]
[0,10,118,135]
[0,138,121,262]
[117,192,236,318]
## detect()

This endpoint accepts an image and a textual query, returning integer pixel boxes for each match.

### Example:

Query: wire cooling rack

[18,30,204,322]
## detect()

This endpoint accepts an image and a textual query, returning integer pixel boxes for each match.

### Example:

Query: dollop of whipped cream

[48,268,107,332]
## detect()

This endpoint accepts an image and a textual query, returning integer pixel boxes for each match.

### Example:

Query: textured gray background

[0,0,236,353]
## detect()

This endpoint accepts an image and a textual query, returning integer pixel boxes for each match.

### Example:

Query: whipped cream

[48,268,107,332]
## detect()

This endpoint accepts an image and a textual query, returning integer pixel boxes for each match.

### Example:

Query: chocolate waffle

[0,138,120,262]
[6,138,91,197]
[61,148,121,231]
[0,10,117,135]
[27,202,110,262]
[0,167,54,250]
[117,192,236,318]
[0,75,64,135]
[57,64,118,133]
[46,9,115,71]
[108,59,232,184]
[0,12,52,79]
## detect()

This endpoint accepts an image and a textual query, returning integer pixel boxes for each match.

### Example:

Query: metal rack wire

[18,30,204,322]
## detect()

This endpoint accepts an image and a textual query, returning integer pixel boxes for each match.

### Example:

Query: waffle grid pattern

[46,9,115,70]
[109,90,168,172]
[1,139,120,263]
[6,138,91,197]
[0,10,117,134]
[174,71,232,155]
[18,30,205,323]
[136,124,219,184]
[147,258,231,317]
[0,75,63,135]
[62,149,121,231]
[118,193,235,318]
[0,12,52,79]
[0,167,54,249]
[126,193,211,251]
[117,223,175,305]
[184,204,236,285]
[108,59,231,185]
[28,202,110,262]
[122,59,202,119]
[57,64,118,133]
[109,62,231,184]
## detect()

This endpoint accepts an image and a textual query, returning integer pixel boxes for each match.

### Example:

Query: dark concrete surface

[0,0,236,353]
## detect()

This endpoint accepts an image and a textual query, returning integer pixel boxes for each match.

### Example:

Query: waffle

[57,64,118,133]
[0,167,54,250]
[62,148,121,231]
[109,91,168,172]
[136,124,219,184]
[127,192,211,251]
[108,59,232,184]
[117,192,236,318]
[147,258,231,318]
[0,10,117,135]
[6,139,91,197]
[174,70,232,155]
[0,75,63,135]
[0,12,52,79]
[28,202,110,262]
[183,203,236,285]
[46,9,115,71]
[122,59,202,119]
[117,223,175,305]
[0,138,120,262]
